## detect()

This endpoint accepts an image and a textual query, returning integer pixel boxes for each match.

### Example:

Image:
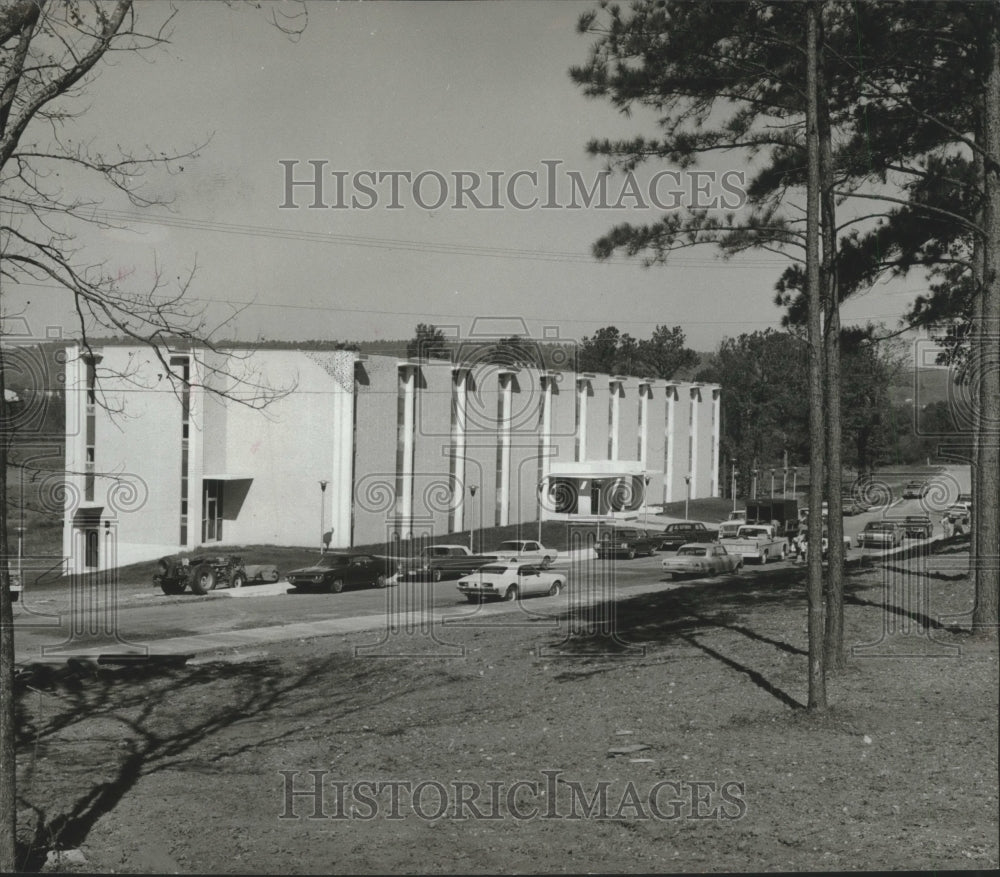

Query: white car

[492,540,558,567]
[457,562,565,603]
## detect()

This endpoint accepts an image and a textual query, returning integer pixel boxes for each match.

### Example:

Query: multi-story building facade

[62,343,721,573]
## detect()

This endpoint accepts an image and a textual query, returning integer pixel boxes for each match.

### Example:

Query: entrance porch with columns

[539,461,661,521]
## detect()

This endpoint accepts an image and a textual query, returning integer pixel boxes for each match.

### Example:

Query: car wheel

[329,578,344,594]
[160,579,185,596]
[432,569,443,583]
[548,580,563,597]
[503,585,517,602]
[759,551,767,565]
[735,560,744,573]
[230,572,247,590]
[374,574,388,589]
[189,564,216,595]
[627,549,636,560]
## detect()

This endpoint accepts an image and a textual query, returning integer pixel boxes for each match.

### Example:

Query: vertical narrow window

[637,384,644,460]
[351,364,359,546]
[448,372,459,533]
[201,481,223,543]
[84,358,96,502]
[395,368,406,529]
[537,375,546,498]
[574,380,581,461]
[85,529,99,569]
[495,374,506,527]
[172,356,191,545]
[607,385,614,459]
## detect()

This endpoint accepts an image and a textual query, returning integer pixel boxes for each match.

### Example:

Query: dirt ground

[13,547,998,874]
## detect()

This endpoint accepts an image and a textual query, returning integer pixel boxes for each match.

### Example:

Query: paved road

[13,465,969,664]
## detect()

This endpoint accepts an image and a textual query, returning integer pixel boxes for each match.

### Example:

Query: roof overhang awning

[202,474,254,481]
[544,461,661,480]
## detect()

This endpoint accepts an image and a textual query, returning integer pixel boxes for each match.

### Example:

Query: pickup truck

[744,499,800,539]
[399,544,497,582]
[594,528,661,560]
[719,523,789,564]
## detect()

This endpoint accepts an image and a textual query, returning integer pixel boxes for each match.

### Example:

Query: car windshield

[677,547,707,556]
[865,523,893,531]
[317,555,350,567]
[478,565,508,574]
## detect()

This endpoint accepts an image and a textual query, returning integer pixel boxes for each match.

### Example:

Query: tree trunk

[0,338,15,871]
[806,0,828,709]
[974,10,1000,636]
[818,5,845,671]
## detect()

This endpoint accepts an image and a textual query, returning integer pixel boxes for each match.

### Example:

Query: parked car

[902,515,934,539]
[154,554,248,596]
[286,553,396,593]
[718,519,745,540]
[840,493,871,516]
[398,545,496,581]
[956,493,973,512]
[594,528,662,560]
[942,505,972,534]
[492,540,558,567]
[457,562,565,602]
[857,521,903,549]
[658,521,719,551]
[661,543,742,579]
[902,480,930,499]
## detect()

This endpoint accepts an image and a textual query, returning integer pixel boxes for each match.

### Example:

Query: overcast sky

[8,0,928,353]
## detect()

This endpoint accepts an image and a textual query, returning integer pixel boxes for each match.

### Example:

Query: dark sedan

[286,553,396,593]
[594,528,662,560]
[902,515,934,539]
[659,521,719,551]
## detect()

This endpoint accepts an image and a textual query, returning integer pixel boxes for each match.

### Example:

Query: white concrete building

[62,343,721,573]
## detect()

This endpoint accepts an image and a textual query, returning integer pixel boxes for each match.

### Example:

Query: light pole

[318,481,328,553]
[537,480,545,544]
[684,474,691,521]
[643,475,651,525]
[770,468,775,498]
[751,469,758,500]
[469,484,478,552]
[731,462,738,512]
[15,526,24,592]
[791,467,798,497]
[782,467,788,498]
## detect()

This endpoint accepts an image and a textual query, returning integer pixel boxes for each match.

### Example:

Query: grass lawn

[13,541,997,873]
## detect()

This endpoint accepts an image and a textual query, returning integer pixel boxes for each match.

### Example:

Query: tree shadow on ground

[546,566,815,708]
[13,652,446,871]
[543,557,945,710]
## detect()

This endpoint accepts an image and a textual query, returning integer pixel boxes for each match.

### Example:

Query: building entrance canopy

[540,461,661,518]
